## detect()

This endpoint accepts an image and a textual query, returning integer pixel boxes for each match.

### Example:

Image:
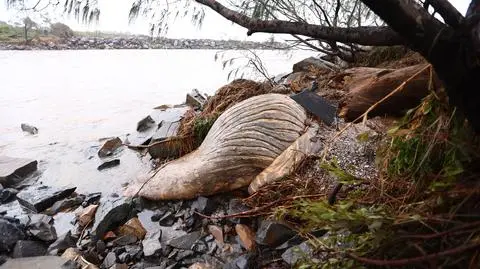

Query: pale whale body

[124,93,307,200]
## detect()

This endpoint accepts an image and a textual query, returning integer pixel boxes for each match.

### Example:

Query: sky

[0,0,472,41]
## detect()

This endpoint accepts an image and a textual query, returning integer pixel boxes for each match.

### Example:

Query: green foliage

[320,158,361,185]
[193,115,217,146]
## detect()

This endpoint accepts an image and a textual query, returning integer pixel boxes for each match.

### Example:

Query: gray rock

[227,199,250,224]
[98,137,123,158]
[0,256,72,269]
[175,250,194,261]
[191,196,216,215]
[111,234,138,246]
[117,252,131,264]
[92,197,134,240]
[292,56,336,73]
[0,218,26,253]
[186,89,207,109]
[124,245,142,261]
[103,252,117,268]
[137,115,156,132]
[109,264,128,269]
[0,188,18,203]
[52,212,76,237]
[97,159,120,171]
[47,231,76,254]
[27,214,57,242]
[158,211,175,226]
[223,254,255,269]
[16,185,76,213]
[12,240,47,258]
[256,221,296,247]
[151,121,181,142]
[20,123,38,135]
[44,196,84,215]
[281,241,314,266]
[82,192,102,207]
[168,231,202,250]
[0,156,37,185]
[142,230,162,257]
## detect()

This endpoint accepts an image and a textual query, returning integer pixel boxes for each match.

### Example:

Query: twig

[348,241,480,266]
[400,220,480,240]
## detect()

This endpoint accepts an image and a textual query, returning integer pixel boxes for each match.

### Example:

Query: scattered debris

[20,123,38,135]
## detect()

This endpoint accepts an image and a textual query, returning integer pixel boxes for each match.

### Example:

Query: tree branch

[195,0,403,46]
[427,0,464,28]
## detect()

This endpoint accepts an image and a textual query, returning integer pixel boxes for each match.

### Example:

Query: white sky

[0,0,472,41]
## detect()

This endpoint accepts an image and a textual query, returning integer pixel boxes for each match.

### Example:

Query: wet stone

[82,192,102,207]
[223,253,256,269]
[97,159,120,171]
[47,231,76,255]
[98,137,123,158]
[111,234,138,246]
[117,252,131,264]
[102,252,117,269]
[191,240,208,253]
[256,221,296,247]
[227,199,250,224]
[137,115,156,132]
[12,240,47,258]
[110,264,128,269]
[96,240,106,254]
[142,230,162,258]
[16,185,76,213]
[168,231,202,250]
[191,197,216,215]
[158,211,175,226]
[124,245,143,261]
[92,197,135,240]
[175,250,194,261]
[0,218,26,253]
[45,196,85,215]
[27,214,57,242]
[281,241,314,266]
[0,188,18,204]
[150,207,169,222]
[0,256,74,269]
[0,156,38,185]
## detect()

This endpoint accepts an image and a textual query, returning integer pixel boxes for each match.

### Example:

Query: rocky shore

[0,36,288,51]
[0,53,433,268]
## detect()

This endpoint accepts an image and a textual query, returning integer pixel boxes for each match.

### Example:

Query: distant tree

[22,16,36,43]
[50,22,74,38]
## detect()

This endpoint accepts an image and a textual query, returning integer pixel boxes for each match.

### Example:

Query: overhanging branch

[427,0,464,28]
[194,0,404,46]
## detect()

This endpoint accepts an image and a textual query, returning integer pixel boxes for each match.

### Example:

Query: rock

[281,241,314,266]
[223,254,255,269]
[97,159,120,171]
[189,263,212,269]
[292,56,336,73]
[103,252,117,268]
[235,224,256,251]
[207,225,223,244]
[191,197,216,215]
[27,214,57,242]
[20,123,38,135]
[168,231,202,250]
[12,240,47,258]
[118,217,147,240]
[150,207,169,222]
[45,196,84,215]
[92,197,134,240]
[16,185,77,213]
[110,264,128,269]
[283,72,305,85]
[142,230,162,257]
[158,211,175,226]
[98,137,123,158]
[0,188,18,203]
[273,72,290,84]
[0,218,26,253]
[124,245,142,260]
[47,231,76,254]
[111,234,137,246]
[117,252,131,264]
[151,121,181,142]
[186,89,207,108]
[137,116,156,132]
[76,204,98,227]
[175,249,194,261]
[0,256,72,269]
[147,122,183,160]
[227,199,250,224]
[53,212,76,238]
[82,192,102,207]
[0,184,3,190]
[0,156,37,185]
[256,221,296,247]
[61,248,99,269]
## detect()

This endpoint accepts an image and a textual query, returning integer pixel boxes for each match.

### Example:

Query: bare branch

[195,0,403,46]
[426,0,463,28]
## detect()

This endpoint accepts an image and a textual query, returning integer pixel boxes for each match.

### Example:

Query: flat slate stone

[0,256,70,269]
[0,156,37,185]
[16,185,76,213]
[92,197,135,240]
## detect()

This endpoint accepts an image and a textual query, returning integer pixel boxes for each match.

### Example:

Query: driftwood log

[339,64,440,121]
[124,94,308,200]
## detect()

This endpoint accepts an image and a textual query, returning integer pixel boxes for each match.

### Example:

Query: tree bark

[194,0,403,46]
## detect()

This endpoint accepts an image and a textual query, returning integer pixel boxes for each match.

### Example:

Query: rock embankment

[0,36,288,51]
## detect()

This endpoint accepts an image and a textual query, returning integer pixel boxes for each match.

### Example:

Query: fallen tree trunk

[338,64,440,121]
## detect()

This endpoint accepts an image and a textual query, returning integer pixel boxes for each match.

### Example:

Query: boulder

[186,89,207,109]
[0,218,26,253]
[12,240,47,258]
[16,185,76,213]
[292,56,338,73]
[20,123,38,135]
[256,221,296,247]
[168,231,202,250]
[0,156,37,185]
[137,116,156,132]
[98,137,123,158]
[92,197,134,240]
[97,159,120,171]
[27,214,57,242]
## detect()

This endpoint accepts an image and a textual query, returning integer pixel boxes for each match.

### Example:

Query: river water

[0,49,313,195]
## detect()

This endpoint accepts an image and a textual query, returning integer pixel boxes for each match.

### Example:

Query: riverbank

[1,49,479,269]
